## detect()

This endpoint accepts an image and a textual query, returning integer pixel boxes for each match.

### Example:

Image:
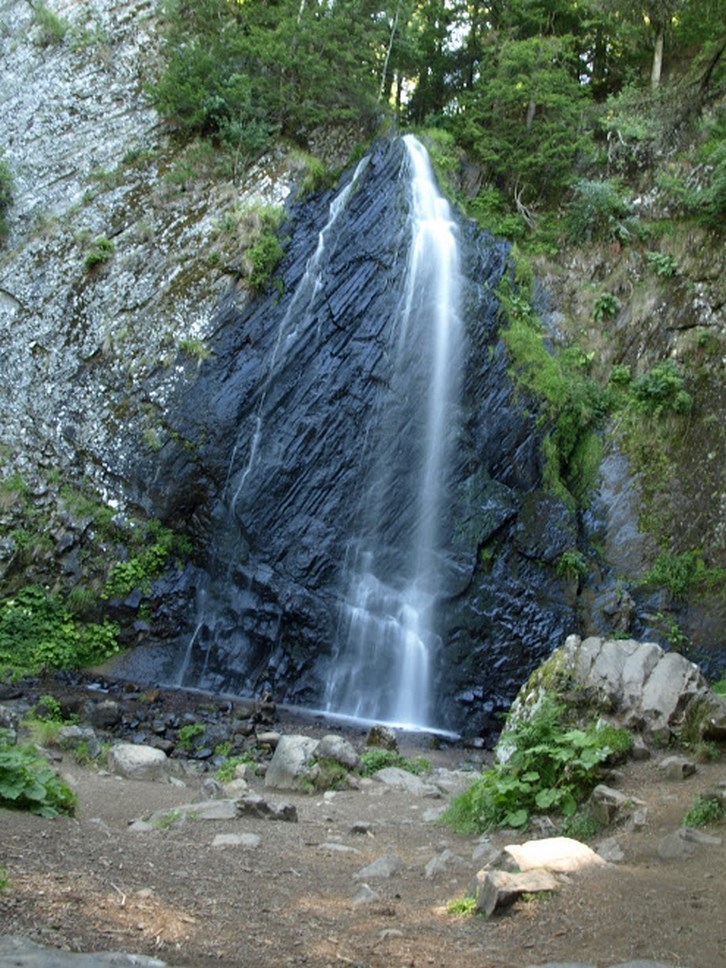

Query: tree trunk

[651,23,665,89]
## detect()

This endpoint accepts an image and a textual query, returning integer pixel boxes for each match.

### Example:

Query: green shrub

[84,236,115,270]
[593,292,620,321]
[0,730,76,817]
[0,864,8,892]
[360,748,431,776]
[683,794,725,828]
[0,585,120,677]
[33,3,70,46]
[446,896,477,915]
[645,251,677,277]
[215,753,255,783]
[565,178,635,244]
[177,722,205,750]
[630,360,692,417]
[179,338,211,362]
[441,694,631,834]
[713,679,726,697]
[104,522,190,598]
[245,231,284,292]
[641,550,726,599]
[555,549,588,581]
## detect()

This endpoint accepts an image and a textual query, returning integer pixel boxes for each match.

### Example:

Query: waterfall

[324,135,463,729]
[227,156,370,511]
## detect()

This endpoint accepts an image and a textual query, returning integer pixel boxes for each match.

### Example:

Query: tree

[448,34,588,206]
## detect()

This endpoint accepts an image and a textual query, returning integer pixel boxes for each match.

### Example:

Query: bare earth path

[1,731,725,968]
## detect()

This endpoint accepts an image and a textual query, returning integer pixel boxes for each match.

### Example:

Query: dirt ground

[1,716,725,968]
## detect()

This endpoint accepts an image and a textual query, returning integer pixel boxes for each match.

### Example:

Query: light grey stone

[472,839,502,867]
[264,734,319,791]
[0,933,176,966]
[316,734,361,770]
[352,853,404,881]
[659,755,697,780]
[372,766,441,797]
[318,842,361,855]
[424,848,465,879]
[472,868,559,916]
[212,833,260,849]
[351,883,380,905]
[596,837,625,863]
[106,743,168,781]
[588,784,643,826]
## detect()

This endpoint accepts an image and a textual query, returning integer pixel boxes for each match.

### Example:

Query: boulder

[503,837,607,874]
[316,734,361,770]
[352,854,404,881]
[515,635,720,744]
[424,848,465,879]
[106,743,168,781]
[588,784,644,826]
[372,766,441,797]
[264,734,319,791]
[365,725,398,751]
[658,756,697,780]
[472,868,559,916]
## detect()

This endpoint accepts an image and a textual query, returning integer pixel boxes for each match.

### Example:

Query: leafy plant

[360,748,431,777]
[0,585,120,677]
[683,794,725,828]
[104,521,190,598]
[645,250,677,277]
[446,896,477,915]
[0,864,8,892]
[179,338,211,362]
[177,722,205,750]
[713,679,726,697]
[215,752,255,783]
[593,292,620,321]
[641,550,726,599]
[244,226,284,293]
[556,550,588,582]
[0,730,76,817]
[629,360,692,417]
[441,694,631,833]
[565,178,635,244]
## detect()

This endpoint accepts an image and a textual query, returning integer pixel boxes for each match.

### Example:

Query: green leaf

[535,787,561,809]
[504,808,529,828]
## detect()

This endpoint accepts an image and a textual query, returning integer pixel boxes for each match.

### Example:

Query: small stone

[352,853,404,881]
[350,821,373,835]
[424,848,464,879]
[212,833,261,849]
[319,842,361,855]
[351,883,380,905]
[596,837,625,863]
[236,793,298,822]
[365,725,398,751]
[659,755,697,780]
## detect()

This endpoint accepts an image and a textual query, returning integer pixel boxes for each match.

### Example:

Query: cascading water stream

[323,135,463,729]
[226,156,370,510]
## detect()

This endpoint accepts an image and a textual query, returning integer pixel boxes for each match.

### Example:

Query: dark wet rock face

[117,138,575,738]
